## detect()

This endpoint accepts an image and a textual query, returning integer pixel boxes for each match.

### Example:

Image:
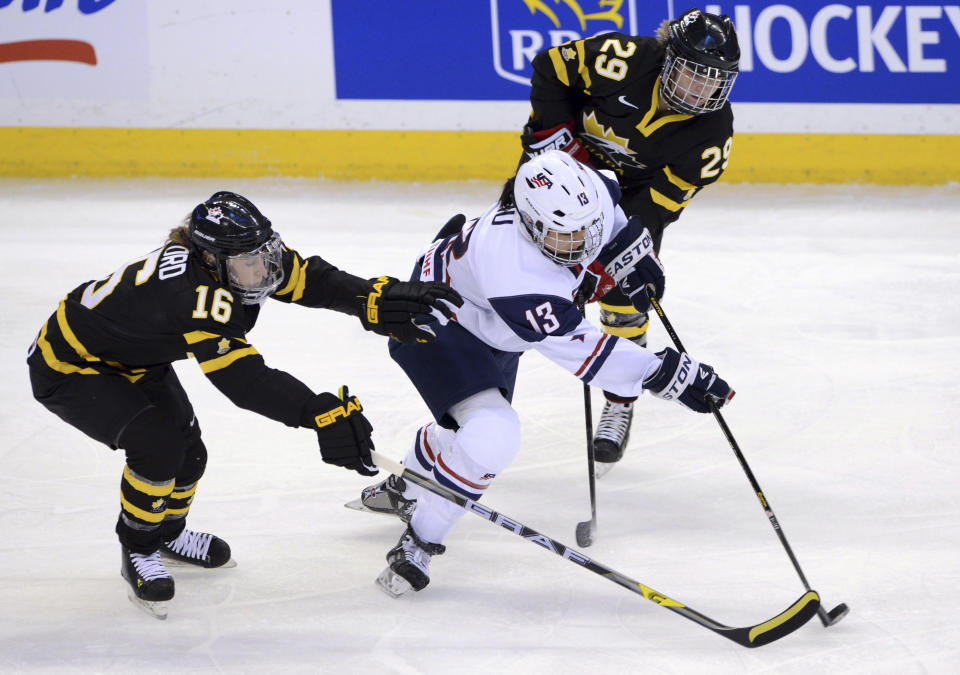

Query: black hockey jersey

[27,240,370,427]
[528,34,734,239]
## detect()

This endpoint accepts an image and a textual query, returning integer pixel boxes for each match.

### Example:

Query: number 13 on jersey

[524,301,560,334]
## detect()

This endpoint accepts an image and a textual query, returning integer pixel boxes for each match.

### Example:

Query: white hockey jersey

[418,172,661,399]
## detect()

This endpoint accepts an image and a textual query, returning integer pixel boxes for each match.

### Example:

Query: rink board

[2,127,957,185]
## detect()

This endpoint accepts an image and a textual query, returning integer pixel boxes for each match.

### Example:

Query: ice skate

[121,547,175,620]
[376,525,445,598]
[593,400,633,477]
[160,528,236,569]
[345,474,416,522]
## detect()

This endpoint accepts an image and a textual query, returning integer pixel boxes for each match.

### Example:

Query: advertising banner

[331,1,960,104]
[0,0,148,100]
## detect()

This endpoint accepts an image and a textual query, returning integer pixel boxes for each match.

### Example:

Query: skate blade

[376,567,414,598]
[344,498,377,513]
[126,588,169,620]
[159,552,238,569]
[595,462,616,478]
[344,498,397,518]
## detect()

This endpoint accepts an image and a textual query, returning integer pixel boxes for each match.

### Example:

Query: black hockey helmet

[188,191,284,304]
[660,8,740,115]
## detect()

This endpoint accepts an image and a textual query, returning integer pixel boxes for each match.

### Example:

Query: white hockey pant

[403,388,521,545]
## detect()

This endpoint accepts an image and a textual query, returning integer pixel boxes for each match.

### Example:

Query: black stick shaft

[583,381,597,517]
[370,450,819,647]
[578,300,598,536]
[648,295,831,627]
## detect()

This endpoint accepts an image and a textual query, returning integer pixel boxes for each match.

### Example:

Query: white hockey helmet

[514,150,604,267]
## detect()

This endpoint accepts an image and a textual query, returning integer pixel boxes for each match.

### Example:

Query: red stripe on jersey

[574,334,609,377]
[436,454,488,491]
[421,426,436,462]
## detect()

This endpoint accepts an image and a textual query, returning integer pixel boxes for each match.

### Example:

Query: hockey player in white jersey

[362,151,733,596]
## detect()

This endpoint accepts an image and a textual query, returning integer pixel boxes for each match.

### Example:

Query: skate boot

[121,546,175,620]
[593,400,634,473]
[347,474,417,522]
[376,525,445,597]
[160,528,235,568]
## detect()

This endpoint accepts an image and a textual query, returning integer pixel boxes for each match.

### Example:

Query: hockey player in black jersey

[519,8,739,470]
[26,191,462,619]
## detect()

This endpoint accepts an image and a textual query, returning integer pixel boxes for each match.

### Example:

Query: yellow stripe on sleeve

[663,166,697,192]
[183,330,221,344]
[548,47,570,86]
[650,187,691,212]
[198,346,259,374]
[291,259,309,302]
[275,252,303,296]
[55,300,101,363]
[575,40,592,90]
[36,321,99,375]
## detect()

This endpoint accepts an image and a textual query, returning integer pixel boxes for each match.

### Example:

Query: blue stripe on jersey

[434,466,483,501]
[414,429,435,470]
[582,334,619,384]
[489,294,582,343]
[425,222,478,283]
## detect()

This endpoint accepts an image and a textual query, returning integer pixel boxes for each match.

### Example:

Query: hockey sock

[117,464,174,553]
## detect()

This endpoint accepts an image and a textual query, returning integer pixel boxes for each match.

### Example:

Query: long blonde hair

[655,18,670,44]
[167,217,191,247]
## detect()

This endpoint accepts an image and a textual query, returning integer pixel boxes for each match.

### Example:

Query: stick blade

[575,520,594,548]
[823,602,849,626]
[594,462,616,479]
[725,590,821,648]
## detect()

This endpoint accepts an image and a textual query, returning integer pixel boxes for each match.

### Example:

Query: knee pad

[161,420,208,540]
[118,406,188,480]
[409,394,521,546]
[435,391,521,499]
[175,417,207,486]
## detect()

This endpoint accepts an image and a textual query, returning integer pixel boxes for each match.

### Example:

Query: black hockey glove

[360,276,463,344]
[521,119,591,164]
[643,348,734,413]
[302,386,377,476]
[617,255,665,313]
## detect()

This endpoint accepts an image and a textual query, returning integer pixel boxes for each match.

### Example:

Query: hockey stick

[647,293,849,628]
[370,449,820,647]
[575,299,597,547]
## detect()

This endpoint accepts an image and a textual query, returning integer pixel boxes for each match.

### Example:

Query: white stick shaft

[371,449,405,476]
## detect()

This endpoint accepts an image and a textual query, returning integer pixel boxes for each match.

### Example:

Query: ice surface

[1,177,958,673]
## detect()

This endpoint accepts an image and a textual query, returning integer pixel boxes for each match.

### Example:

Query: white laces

[401,535,432,572]
[595,401,633,443]
[130,550,170,581]
[166,529,212,560]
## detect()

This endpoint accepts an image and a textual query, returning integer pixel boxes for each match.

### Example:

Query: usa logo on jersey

[490,0,641,85]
